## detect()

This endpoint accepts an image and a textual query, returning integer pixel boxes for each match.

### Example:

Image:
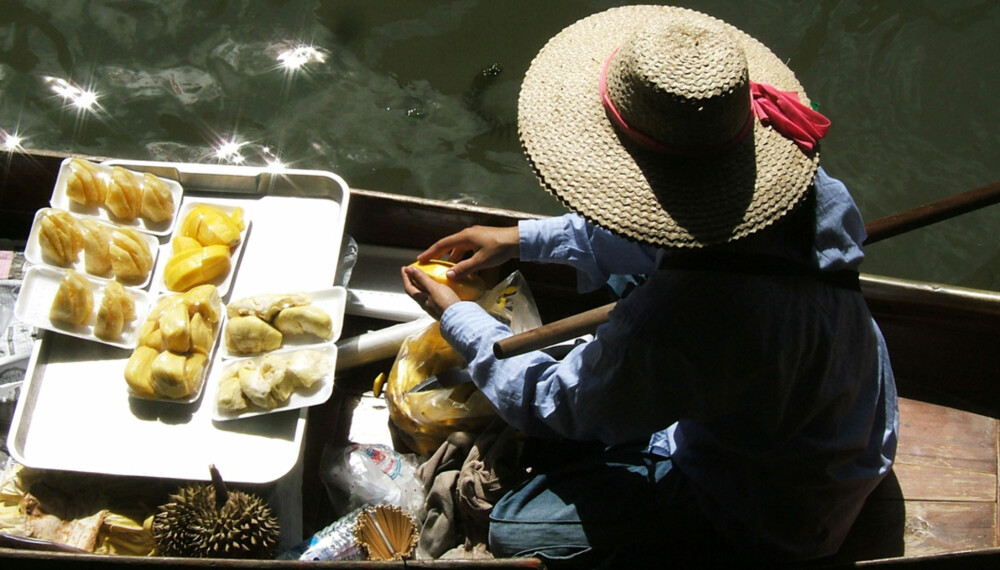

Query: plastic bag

[319,443,425,517]
[384,271,541,454]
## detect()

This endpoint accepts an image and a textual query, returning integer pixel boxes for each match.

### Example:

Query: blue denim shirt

[439,168,898,559]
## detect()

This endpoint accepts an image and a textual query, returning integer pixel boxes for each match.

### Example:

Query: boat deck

[832,397,1000,563]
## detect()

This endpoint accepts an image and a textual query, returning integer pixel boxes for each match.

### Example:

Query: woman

[402,5,898,566]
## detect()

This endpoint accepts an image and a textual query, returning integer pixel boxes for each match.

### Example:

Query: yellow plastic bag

[384,271,540,454]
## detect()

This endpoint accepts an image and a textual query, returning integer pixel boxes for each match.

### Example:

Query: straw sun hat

[518,5,830,248]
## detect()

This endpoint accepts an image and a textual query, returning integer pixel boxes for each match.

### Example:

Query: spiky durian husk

[152,484,280,559]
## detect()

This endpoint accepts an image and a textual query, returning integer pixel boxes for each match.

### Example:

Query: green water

[1,0,998,288]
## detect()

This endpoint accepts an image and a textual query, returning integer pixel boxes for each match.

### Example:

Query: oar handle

[864,181,1000,245]
[493,302,616,359]
[492,179,1000,358]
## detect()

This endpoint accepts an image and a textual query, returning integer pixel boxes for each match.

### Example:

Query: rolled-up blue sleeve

[440,295,673,444]
[519,214,659,292]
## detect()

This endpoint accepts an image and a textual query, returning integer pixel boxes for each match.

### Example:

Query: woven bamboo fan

[353,505,418,561]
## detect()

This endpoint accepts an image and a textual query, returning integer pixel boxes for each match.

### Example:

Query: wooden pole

[493,180,1000,358]
[863,181,1000,245]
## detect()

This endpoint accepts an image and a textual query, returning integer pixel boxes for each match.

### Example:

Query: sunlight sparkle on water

[2,131,25,151]
[265,159,286,173]
[277,45,326,71]
[43,76,100,112]
[214,139,246,163]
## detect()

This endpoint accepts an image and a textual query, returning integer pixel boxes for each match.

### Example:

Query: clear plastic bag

[384,271,541,454]
[319,443,425,517]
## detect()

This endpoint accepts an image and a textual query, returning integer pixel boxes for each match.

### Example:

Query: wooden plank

[896,399,997,474]
[892,463,996,502]
[836,499,997,561]
[901,501,998,556]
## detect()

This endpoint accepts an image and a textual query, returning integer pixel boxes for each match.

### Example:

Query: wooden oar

[862,180,1000,245]
[493,180,1000,359]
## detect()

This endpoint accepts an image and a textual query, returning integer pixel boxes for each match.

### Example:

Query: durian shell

[152,484,279,559]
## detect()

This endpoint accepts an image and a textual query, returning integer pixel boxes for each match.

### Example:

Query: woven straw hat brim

[518,5,820,248]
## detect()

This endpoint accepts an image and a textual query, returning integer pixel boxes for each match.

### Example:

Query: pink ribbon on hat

[600,49,830,155]
[749,82,830,153]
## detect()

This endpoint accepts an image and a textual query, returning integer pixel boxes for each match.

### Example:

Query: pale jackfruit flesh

[139,172,175,223]
[81,219,113,276]
[49,269,94,326]
[225,315,282,355]
[226,292,311,322]
[110,228,153,283]
[94,281,136,341]
[38,209,84,267]
[238,359,281,410]
[64,158,108,207]
[216,361,252,413]
[284,349,331,389]
[273,305,333,340]
[104,167,142,221]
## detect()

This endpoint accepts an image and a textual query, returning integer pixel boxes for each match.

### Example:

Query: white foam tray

[211,345,337,422]
[49,158,183,236]
[150,198,251,298]
[220,287,346,359]
[9,161,350,483]
[25,208,160,289]
[14,265,152,350]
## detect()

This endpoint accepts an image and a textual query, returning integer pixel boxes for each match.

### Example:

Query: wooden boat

[1,149,999,567]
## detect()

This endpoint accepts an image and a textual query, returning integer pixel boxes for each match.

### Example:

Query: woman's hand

[401,265,462,320]
[417,225,519,280]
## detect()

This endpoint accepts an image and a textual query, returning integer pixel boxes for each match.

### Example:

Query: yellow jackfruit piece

[124,346,159,397]
[171,235,201,255]
[181,284,223,324]
[184,353,208,395]
[149,351,189,399]
[409,260,487,301]
[158,300,191,353]
[163,244,231,292]
[178,204,244,248]
[189,313,215,355]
